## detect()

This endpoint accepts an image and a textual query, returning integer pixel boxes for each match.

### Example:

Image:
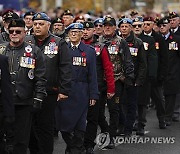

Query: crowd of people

[0,6,179,154]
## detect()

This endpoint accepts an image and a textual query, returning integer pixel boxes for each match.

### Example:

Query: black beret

[130,10,138,16]
[8,19,25,29]
[62,10,73,17]
[51,18,64,24]
[168,12,179,19]
[157,16,170,26]
[83,21,94,28]
[3,12,19,21]
[24,11,36,18]
[103,16,116,26]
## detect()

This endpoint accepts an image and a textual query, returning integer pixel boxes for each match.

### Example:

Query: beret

[103,16,116,26]
[8,18,25,29]
[66,23,84,31]
[118,18,132,27]
[157,16,169,26]
[3,12,19,21]
[168,12,179,19]
[24,11,36,18]
[83,21,94,28]
[94,18,104,25]
[62,10,73,17]
[132,16,143,23]
[33,12,51,22]
[143,16,154,22]
[51,18,64,24]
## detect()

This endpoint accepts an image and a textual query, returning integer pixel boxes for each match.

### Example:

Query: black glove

[32,98,43,113]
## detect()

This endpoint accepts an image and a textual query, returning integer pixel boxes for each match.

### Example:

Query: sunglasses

[143,23,151,26]
[9,30,22,34]
[95,24,103,27]
[158,24,167,28]
[132,24,142,28]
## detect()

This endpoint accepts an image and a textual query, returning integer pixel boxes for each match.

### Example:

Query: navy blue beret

[33,12,51,22]
[94,18,104,25]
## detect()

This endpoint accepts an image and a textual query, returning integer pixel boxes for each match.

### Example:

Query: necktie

[72,46,77,50]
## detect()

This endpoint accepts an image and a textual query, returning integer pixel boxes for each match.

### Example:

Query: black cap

[3,12,19,21]
[130,10,138,16]
[24,11,36,18]
[62,10,73,17]
[83,21,94,28]
[51,18,64,24]
[157,16,169,26]
[168,12,179,19]
[103,16,116,26]
[8,18,25,29]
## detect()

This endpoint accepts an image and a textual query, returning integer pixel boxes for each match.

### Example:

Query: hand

[57,94,68,101]
[33,98,43,112]
[89,99,96,106]
[107,93,115,99]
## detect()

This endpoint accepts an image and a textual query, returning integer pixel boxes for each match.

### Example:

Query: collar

[71,42,80,48]
[144,31,152,36]
[162,32,170,40]
[171,27,178,33]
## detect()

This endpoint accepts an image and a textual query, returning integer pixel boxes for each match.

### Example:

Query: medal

[28,69,34,79]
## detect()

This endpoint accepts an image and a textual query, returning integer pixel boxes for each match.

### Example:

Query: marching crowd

[0,7,179,154]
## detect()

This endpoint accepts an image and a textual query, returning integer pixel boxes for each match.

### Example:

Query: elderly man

[25,12,72,154]
[0,18,46,154]
[55,23,99,154]
[23,11,35,35]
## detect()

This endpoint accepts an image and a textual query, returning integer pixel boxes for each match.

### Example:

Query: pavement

[53,108,180,154]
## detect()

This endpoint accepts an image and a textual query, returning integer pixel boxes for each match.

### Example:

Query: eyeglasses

[9,30,22,34]
[95,24,103,27]
[69,30,81,34]
[132,24,142,28]
[158,24,167,28]
[143,23,151,26]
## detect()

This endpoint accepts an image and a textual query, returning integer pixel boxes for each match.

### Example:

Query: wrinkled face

[52,23,64,33]
[119,23,132,37]
[103,24,116,36]
[159,23,170,35]
[132,21,143,35]
[33,20,51,36]
[169,17,180,29]
[62,15,74,27]
[94,23,103,35]
[143,21,154,33]
[68,29,82,44]
[83,28,94,40]
[9,27,25,44]
[24,15,33,29]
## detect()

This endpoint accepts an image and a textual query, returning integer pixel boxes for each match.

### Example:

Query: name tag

[169,41,178,50]
[73,57,86,67]
[20,57,35,69]
[129,47,138,56]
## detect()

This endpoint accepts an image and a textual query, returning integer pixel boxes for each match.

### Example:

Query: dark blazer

[0,54,14,116]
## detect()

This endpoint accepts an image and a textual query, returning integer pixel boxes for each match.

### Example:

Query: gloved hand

[32,98,43,113]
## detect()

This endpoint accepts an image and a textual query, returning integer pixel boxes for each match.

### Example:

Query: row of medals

[44,46,58,55]
[73,57,86,66]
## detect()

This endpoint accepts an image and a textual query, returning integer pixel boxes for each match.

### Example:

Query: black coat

[163,32,180,95]
[0,42,47,104]
[125,31,147,86]
[25,33,72,95]
[0,54,14,116]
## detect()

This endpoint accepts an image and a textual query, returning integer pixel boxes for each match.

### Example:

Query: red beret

[143,16,154,22]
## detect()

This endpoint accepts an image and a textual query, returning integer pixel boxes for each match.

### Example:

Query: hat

[154,17,160,24]
[103,16,116,26]
[74,15,85,23]
[2,9,14,18]
[157,16,169,26]
[83,21,94,28]
[3,12,19,21]
[130,10,138,16]
[132,16,143,23]
[51,18,64,24]
[62,10,74,17]
[24,11,36,18]
[8,18,25,29]
[168,12,179,19]
[118,18,132,27]
[66,23,84,32]
[33,12,51,22]
[94,18,104,25]
[143,16,154,22]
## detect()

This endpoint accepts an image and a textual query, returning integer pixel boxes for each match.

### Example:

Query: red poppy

[26,52,31,57]
[169,35,173,39]
[111,41,116,45]
[81,52,86,57]
[128,43,133,47]
[50,38,55,42]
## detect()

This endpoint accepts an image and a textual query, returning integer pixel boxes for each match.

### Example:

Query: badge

[20,57,35,69]
[143,42,149,50]
[25,45,32,53]
[169,41,178,50]
[0,45,6,54]
[129,47,138,56]
[155,42,159,50]
[28,69,34,79]
[108,44,119,54]
[94,45,101,56]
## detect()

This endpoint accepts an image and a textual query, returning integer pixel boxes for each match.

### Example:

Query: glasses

[9,30,22,34]
[158,24,167,28]
[132,24,142,28]
[69,30,81,34]
[143,23,151,26]
[95,24,103,27]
